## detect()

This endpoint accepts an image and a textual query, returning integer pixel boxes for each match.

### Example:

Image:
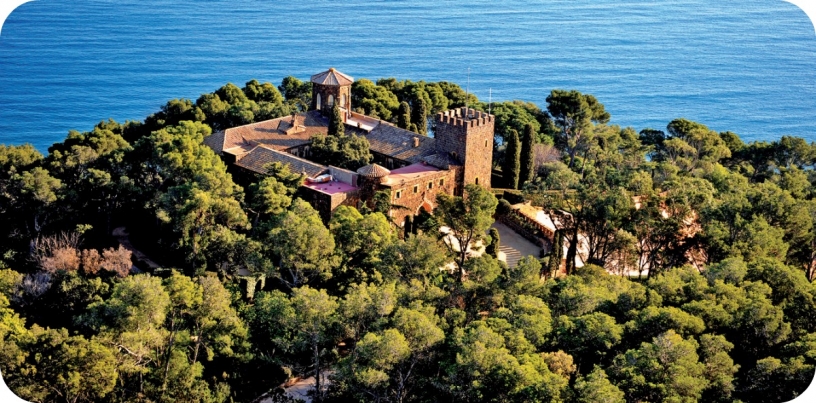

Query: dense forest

[1,73,815,403]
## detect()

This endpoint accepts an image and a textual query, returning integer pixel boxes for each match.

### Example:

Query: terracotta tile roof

[206,111,329,154]
[310,68,354,86]
[202,130,226,154]
[235,145,327,178]
[365,124,437,164]
[422,152,462,170]
[357,163,391,178]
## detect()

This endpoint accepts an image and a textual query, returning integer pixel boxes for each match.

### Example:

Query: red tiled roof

[235,145,327,177]
[202,130,226,154]
[365,124,437,164]
[422,152,461,170]
[203,111,329,154]
[310,68,354,86]
[357,163,391,178]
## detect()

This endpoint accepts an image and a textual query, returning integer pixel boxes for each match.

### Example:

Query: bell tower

[310,68,354,115]
[433,107,495,192]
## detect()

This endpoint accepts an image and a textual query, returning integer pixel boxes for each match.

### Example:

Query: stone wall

[329,166,358,186]
[298,186,360,223]
[433,107,494,190]
[385,169,457,226]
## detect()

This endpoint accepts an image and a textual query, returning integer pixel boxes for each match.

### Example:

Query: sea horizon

[0,0,815,152]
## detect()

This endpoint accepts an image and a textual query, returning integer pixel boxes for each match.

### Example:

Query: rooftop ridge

[310,68,354,86]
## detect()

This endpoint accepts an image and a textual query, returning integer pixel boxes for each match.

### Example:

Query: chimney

[413,137,420,148]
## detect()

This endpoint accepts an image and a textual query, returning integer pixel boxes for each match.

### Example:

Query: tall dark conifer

[412,98,428,135]
[404,215,413,238]
[519,123,536,186]
[547,230,563,278]
[329,103,344,136]
[486,227,500,258]
[397,101,412,130]
[502,129,521,189]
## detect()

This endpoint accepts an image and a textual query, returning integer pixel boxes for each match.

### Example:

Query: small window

[413,185,419,194]
[316,93,322,110]
[475,177,479,185]
[395,190,402,199]
[439,178,444,186]
[484,139,488,147]
[428,182,433,189]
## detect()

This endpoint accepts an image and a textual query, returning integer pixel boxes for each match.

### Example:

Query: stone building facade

[204,68,495,225]
[433,108,495,192]
[379,164,457,226]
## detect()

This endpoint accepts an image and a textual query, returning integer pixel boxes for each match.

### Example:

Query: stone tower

[310,68,354,115]
[433,107,494,193]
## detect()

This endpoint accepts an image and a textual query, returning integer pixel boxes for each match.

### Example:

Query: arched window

[328,94,334,107]
[316,94,322,110]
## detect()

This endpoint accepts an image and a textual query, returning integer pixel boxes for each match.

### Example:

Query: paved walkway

[112,227,160,271]
[491,222,542,268]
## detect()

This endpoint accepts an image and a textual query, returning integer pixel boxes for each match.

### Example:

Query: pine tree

[412,98,428,135]
[397,101,412,130]
[329,103,344,136]
[502,129,521,189]
[520,123,536,186]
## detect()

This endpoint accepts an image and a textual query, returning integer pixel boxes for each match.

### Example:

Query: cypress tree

[404,215,413,238]
[502,129,521,189]
[486,227,500,258]
[519,123,536,186]
[412,97,428,135]
[328,103,344,136]
[547,229,563,278]
[397,101,411,130]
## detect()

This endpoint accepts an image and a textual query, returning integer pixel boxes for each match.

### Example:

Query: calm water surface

[0,0,814,151]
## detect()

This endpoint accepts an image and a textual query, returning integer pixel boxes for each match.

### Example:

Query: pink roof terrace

[382,163,442,186]
[304,180,358,195]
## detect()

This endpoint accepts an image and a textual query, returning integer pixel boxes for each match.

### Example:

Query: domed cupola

[310,67,354,114]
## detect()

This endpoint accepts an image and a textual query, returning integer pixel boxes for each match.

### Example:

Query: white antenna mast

[465,67,470,115]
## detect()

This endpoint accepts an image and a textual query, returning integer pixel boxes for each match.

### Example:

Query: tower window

[328,94,334,107]
[439,178,444,186]
[428,182,433,189]
[485,140,488,147]
[316,94,322,110]
[395,190,402,199]
[475,177,479,185]
[413,185,419,194]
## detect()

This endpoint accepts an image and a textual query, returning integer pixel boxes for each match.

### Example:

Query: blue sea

[1,0,815,152]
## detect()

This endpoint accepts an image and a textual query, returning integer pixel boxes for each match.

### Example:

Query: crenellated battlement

[435,107,494,128]
[433,106,495,191]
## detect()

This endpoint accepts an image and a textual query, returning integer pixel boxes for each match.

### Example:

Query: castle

[203,68,495,224]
